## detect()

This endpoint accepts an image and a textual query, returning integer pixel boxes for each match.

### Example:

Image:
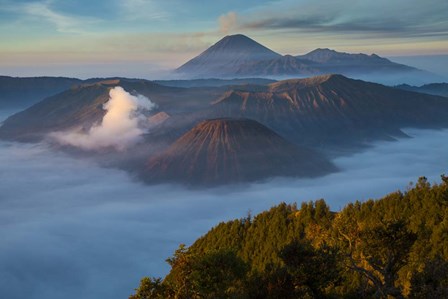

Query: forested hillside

[131,176,448,298]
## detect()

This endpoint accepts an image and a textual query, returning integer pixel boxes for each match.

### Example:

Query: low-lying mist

[1,128,448,299]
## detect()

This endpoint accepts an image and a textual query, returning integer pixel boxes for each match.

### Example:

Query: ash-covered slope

[212,74,448,147]
[144,118,336,186]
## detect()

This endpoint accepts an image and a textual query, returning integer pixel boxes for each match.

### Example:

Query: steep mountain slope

[176,34,281,77]
[144,118,336,186]
[211,74,448,147]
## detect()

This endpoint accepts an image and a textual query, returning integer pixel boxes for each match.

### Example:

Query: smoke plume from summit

[50,86,156,151]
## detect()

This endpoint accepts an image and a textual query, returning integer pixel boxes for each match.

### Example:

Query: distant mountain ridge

[210,74,448,147]
[0,76,150,110]
[298,48,392,65]
[0,76,82,110]
[395,82,448,97]
[154,78,276,88]
[175,34,435,85]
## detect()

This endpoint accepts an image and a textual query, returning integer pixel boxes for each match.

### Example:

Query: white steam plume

[218,11,238,34]
[51,86,156,151]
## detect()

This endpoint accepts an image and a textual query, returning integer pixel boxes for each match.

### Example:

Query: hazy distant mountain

[0,76,148,110]
[395,83,448,97]
[175,34,434,85]
[297,48,415,73]
[234,55,319,76]
[1,76,258,111]
[0,76,82,109]
[176,34,281,77]
[234,49,415,78]
[299,48,393,64]
[154,78,276,88]
[211,74,448,148]
[144,118,336,186]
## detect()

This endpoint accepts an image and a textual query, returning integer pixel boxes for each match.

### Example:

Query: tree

[164,244,196,298]
[245,265,295,299]
[343,220,417,298]
[129,277,165,299]
[189,249,248,298]
[279,240,340,298]
[410,257,448,298]
[164,245,248,299]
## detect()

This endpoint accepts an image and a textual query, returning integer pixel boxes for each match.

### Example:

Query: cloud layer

[221,0,448,39]
[1,128,448,299]
[50,86,156,151]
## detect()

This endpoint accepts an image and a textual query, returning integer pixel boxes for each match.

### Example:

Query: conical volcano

[176,34,281,78]
[144,118,336,186]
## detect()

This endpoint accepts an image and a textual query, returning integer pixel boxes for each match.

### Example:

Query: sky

[0,0,447,78]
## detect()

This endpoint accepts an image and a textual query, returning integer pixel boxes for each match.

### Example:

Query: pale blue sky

[0,0,447,78]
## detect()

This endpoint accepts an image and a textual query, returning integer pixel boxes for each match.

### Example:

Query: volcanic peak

[144,117,336,186]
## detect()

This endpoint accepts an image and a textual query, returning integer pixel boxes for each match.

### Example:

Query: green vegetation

[130,176,448,298]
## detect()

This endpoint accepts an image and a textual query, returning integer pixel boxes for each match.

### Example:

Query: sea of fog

[1,128,448,299]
